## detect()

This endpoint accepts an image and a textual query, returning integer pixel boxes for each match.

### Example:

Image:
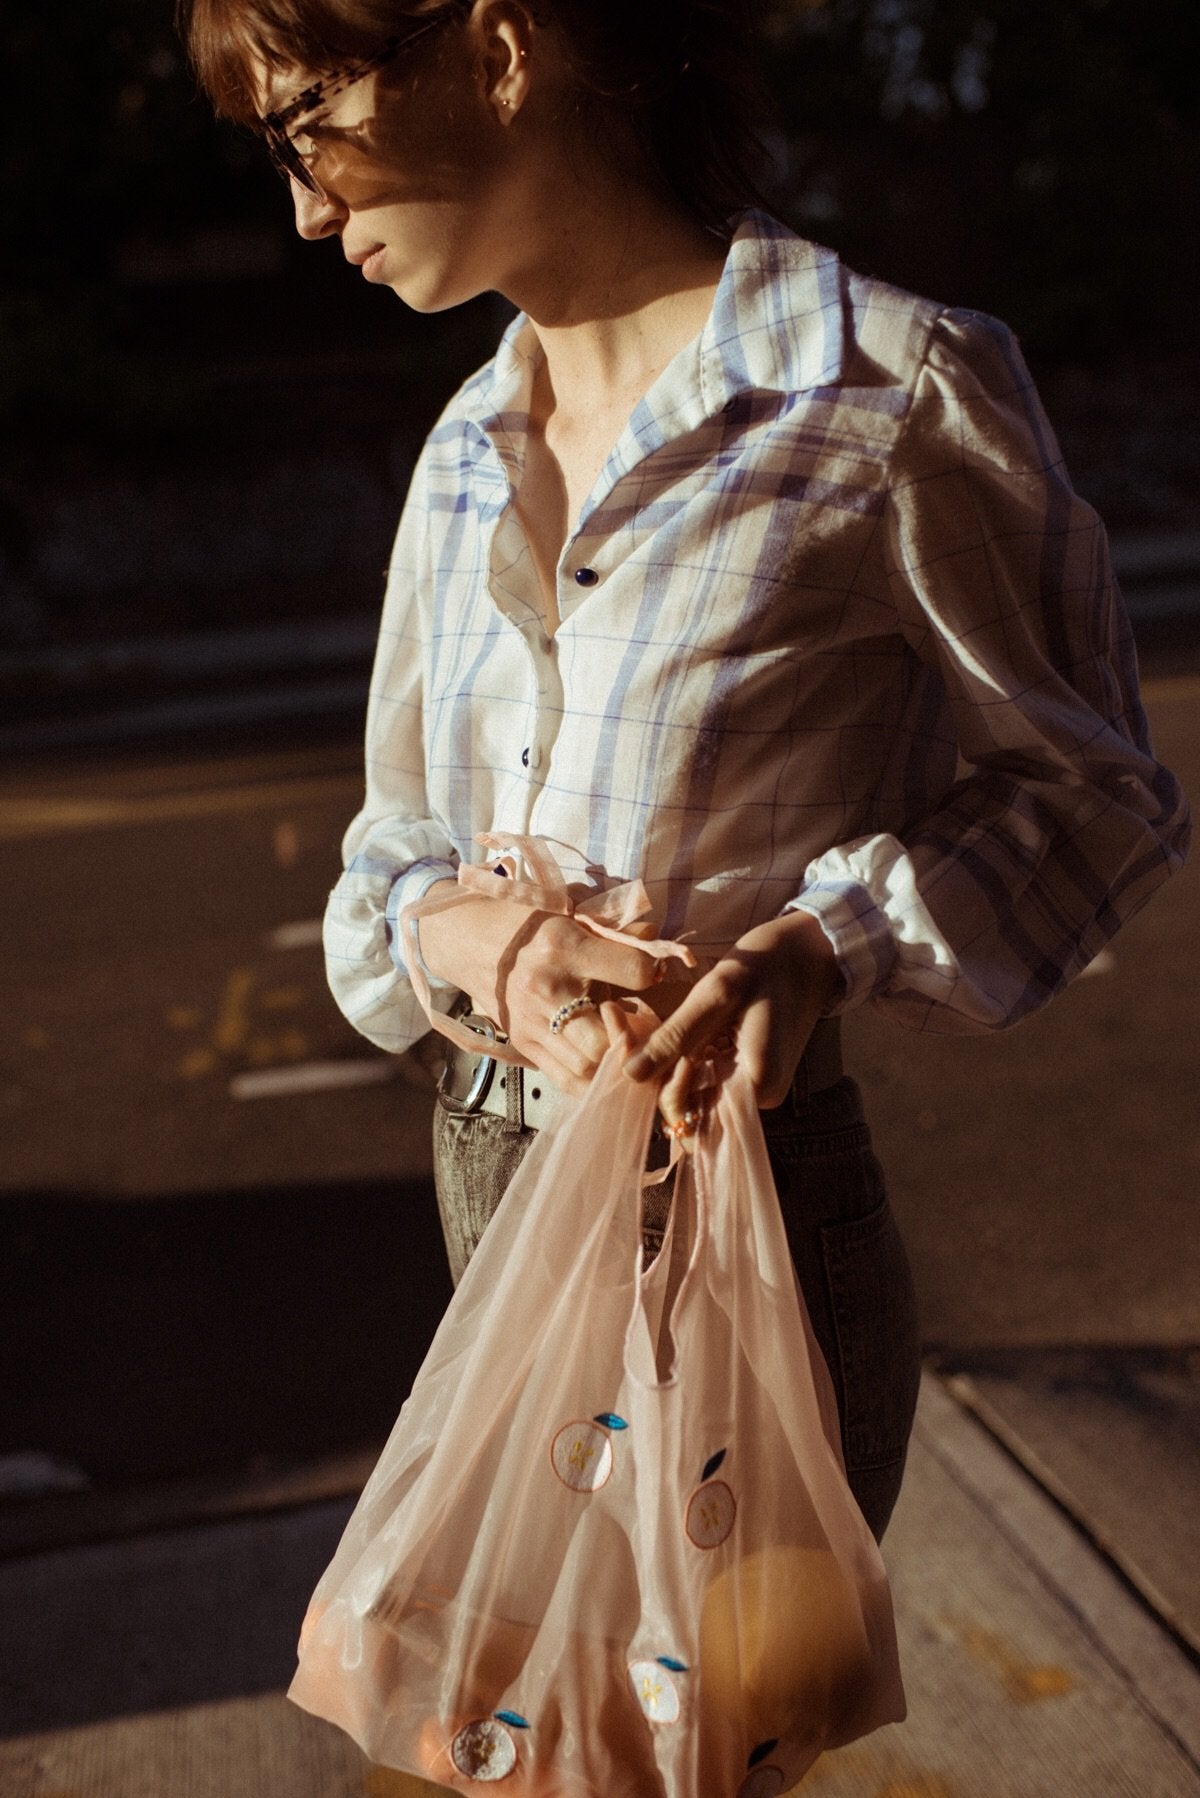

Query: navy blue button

[574,566,598,586]
[521,746,530,767]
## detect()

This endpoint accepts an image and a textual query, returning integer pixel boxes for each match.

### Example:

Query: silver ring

[548,994,598,1036]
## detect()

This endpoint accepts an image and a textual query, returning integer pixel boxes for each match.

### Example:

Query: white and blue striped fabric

[324,210,1189,1054]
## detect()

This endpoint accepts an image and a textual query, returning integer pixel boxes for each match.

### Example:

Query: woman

[181,0,1189,1545]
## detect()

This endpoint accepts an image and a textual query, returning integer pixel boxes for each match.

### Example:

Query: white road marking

[266,919,325,951]
[0,1451,91,1495]
[229,1059,395,1100]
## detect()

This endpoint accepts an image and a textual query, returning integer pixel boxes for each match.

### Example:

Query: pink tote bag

[287,1026,906,1796]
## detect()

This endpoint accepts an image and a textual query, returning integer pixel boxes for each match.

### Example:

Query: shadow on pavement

[2,1177,452,1502]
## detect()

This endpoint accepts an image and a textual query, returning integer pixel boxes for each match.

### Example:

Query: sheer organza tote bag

[287,1019,905,1797]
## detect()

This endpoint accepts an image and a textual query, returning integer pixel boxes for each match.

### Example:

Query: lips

[346,244,386,268]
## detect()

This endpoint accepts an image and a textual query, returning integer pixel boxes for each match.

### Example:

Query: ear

[471,0,536,122]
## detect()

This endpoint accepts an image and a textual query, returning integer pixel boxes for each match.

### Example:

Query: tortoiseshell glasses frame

[257,5,467,195]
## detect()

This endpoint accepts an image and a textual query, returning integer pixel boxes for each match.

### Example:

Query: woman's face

[256,9,528,312]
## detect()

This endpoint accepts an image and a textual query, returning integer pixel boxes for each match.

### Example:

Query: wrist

[771,908,842,1012]
[409,880,462,989]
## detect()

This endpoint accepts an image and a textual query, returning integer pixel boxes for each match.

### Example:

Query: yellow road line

[0,774,361,842]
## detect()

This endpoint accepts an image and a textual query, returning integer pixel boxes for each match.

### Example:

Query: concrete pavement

[2,1372,1198,1797]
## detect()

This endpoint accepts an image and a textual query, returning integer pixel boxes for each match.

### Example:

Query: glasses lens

[264,130,321,195]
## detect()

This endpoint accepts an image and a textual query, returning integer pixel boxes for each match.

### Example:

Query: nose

[289,175,345,241]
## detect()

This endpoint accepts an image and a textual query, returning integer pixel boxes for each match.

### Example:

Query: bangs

[178,0,423,123]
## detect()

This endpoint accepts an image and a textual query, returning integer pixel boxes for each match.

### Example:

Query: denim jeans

[432,1076,922,1543]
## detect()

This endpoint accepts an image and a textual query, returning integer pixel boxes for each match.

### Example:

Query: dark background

[3,0,1199,670]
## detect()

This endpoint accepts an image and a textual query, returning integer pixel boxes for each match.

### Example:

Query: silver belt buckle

[436,1012,499,1114]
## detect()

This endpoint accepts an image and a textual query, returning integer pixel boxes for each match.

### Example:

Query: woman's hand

[623,911,841,1142]
[416,883,662,1095]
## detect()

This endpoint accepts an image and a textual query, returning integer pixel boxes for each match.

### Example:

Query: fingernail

[624,1052,652,1081]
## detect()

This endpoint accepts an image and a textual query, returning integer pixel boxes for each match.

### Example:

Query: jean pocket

[818,1196,922,1472]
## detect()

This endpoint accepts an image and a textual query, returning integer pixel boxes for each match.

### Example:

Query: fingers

[617,969,741,1153]
[544,1006,609,1075]
[500,912,662,1091]
[623,974,740,1083]
[656,1054,703,1155]
[537,999,644,1096]
[509,999,602,1097]
[519,913,835,1115]
[600,998,638,1050]
[658,1052,692,1121]
[562,927,662,994]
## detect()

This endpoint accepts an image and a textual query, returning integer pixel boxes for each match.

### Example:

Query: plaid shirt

[325,211,1189,1054]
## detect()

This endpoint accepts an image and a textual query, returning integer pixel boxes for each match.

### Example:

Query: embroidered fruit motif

[417,1715,518,1783]
[627,1659,682,1723]
[685,1478,737,1549]
[550,1420,614,1492]
[699,1546,872,1744]
[452,1719,519,1781]
[419,1711,602,1793]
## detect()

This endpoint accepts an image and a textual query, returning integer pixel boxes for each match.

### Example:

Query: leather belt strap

[438,1016,844,1134]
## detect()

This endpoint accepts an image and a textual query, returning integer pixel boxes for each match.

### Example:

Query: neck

[499,176,730,414]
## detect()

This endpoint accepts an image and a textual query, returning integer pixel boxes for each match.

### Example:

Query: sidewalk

[2,1372,1197,1797]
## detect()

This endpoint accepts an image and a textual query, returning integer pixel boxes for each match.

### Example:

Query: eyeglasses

[257,7,464,196]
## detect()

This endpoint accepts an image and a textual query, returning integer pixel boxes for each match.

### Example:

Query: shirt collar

[468,211,845,437]
[698,210,846,409]
[462,213,847,526]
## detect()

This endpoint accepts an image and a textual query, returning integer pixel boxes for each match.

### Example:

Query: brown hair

[177,0,771,234]
[178,0,448,122]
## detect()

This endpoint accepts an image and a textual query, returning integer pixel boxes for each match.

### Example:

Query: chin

[387,274,487,314]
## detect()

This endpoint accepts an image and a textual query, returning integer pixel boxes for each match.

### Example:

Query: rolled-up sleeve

[790,307,1190,1033]
[323,449,461,1053]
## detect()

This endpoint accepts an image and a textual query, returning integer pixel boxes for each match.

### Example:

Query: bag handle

[399,833,696,1065]
[604,1025,729,1392]
[618,1044,763,1390]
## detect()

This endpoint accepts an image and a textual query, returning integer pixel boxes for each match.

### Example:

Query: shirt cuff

[384,858,460,988]
[785,879,898,1015]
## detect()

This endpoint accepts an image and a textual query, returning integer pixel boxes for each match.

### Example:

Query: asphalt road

[1,675,1197,1647]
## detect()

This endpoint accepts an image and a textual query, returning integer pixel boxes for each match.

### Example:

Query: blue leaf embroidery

[701,1449,727,1481]
[593,1413,629,1431]
[493,1711,530,1729]
[748,1739,779,1768]
[656,1656,689,1673]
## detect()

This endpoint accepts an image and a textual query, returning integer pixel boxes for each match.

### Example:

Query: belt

[436,1014,844,1134]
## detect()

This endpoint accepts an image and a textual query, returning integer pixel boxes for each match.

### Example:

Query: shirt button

[574,566,599,587]
[521,747,530,767]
